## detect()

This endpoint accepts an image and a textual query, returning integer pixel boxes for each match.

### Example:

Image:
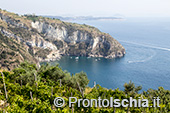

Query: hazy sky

[0,0,170,17]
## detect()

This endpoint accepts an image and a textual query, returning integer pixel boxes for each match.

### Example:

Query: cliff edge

[0,9,125,70]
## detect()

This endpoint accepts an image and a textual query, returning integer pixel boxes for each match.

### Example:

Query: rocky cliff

[0,9,125,70]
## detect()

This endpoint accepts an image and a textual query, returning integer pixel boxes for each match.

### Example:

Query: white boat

[75,57,79,60]
[95,59,98,61]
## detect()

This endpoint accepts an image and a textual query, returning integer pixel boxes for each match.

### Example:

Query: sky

[0,0,170,17]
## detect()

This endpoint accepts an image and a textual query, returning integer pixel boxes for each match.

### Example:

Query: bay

[47,17,170,91]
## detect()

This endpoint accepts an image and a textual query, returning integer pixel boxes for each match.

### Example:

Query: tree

[73,71,89,89]
[124,81,142,97]
[12,61,38,85]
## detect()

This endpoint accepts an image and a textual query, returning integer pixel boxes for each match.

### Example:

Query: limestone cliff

[0,9,125,70]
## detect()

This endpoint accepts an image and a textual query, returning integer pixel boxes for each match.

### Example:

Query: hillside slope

[0,9,125,70]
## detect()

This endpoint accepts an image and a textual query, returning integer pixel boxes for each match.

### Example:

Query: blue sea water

[49,17,170,91]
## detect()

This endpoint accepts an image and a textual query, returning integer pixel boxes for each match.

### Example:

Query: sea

[48,17,170,91]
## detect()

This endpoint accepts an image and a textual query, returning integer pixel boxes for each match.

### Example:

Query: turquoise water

[49,17,170,91]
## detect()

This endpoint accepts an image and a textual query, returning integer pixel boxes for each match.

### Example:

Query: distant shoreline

[43,15,124,21]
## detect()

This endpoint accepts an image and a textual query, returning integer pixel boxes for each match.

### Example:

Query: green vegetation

[25,15,40,22]
[0,62,170,112]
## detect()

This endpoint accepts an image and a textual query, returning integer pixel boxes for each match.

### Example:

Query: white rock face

[32,21,68,40]
[0,27,57,50]
[31,21,125,59]
[32,22,92,43]
[92,37,99,49]
[26,35,57,50]
[31,21,97,50]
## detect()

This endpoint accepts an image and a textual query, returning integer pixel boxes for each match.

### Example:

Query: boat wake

[119,40,170,52]
[127,54,155,63]
[123,41,157,63]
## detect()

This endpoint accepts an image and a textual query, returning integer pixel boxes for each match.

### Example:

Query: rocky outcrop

[31,21,125,58]
[0,9,125,69]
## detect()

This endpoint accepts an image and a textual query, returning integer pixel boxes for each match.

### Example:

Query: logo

[54,97,65,107]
